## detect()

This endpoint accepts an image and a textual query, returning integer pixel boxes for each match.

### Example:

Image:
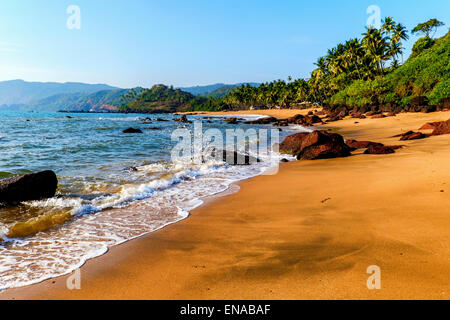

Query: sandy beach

[1,109,449,300]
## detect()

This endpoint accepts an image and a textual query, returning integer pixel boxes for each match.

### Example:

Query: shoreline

[1,109,450,300]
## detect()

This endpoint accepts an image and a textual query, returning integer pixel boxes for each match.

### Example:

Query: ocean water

[0,111,307,290]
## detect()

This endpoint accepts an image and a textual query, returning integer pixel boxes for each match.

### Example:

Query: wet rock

[244,116,278,125]
[123,128,143,134]
[371,114,386,119]
[0,170,58,203]
[205,149,260,165]
[174,115,192,123]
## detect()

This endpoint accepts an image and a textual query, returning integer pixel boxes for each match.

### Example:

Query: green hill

[329,31,449,111]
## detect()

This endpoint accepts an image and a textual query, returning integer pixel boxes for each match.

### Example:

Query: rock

[0,170,58,203]
[371,114,386,119]
[156,118,169,122]
[225,117,239,124]
[386,112,397,117]
[411,96,428,107]
[345,139,384,150]
[280,158,289,163]
[364,145,396,155]
[419,122,439,130]
[279,130,352,160]
[244,116,278,125]
[174,115,192,123]
[205,149,260,165]
[66,115,73,119]
[123,128,143,134]
[399,131,428,141]
[430,119,450,136]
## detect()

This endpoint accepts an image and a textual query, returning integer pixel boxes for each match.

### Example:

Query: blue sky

[0,0,448,88]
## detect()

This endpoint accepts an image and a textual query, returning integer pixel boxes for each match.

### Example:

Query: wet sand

[1,110,449,300]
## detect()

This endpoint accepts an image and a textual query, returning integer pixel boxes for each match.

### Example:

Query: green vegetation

[119,16,448,114]
[219,16,448,112]
[120,84,227,113]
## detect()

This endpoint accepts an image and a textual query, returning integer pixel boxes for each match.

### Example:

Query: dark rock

[205,149,260,165]
[371,114,386,119]
[364,145,396,155]
[174,115,192,123]
[0,170,58,203]
[399,131,428,141]
[345,139,384,150]
[411,96,428,107]
[430,119,450,136]
[244,116,278,125]
[156,118,169,122]
[280,158,289,163]
[225,117,239,124]
[123,128,143,134]
[279,130,351,160]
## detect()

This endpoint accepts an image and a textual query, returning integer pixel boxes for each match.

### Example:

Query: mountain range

[0,80,258,112]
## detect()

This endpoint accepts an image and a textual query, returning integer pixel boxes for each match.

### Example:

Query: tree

[412,19,445,38]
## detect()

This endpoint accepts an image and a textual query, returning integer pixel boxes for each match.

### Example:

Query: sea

[0,111,308,290]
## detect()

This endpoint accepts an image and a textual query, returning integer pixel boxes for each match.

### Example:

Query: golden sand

[1,110,449,300]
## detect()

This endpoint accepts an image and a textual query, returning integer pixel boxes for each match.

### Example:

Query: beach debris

[321,197,331,203]
[279,130,352,160]
[0,170,58,203]
[122,128,143,134]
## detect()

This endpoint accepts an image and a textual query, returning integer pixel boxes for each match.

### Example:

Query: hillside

[32,88,143,112]
[179,82,259,96]
[329,31,450,112]
[122,85,195,113]
[0,80,118,106]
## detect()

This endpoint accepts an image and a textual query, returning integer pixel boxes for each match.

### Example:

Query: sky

[0,0,448,88]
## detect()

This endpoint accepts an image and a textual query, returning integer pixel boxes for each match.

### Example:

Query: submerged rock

[174,115,192,123]
[123,128,143,134]
[0,170,58,203]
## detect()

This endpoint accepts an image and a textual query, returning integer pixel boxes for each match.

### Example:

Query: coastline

[1,109,450,300]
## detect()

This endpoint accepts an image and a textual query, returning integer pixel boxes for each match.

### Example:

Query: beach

[1,109,449,300]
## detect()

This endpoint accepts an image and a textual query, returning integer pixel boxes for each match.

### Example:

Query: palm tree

[362,27,389,74]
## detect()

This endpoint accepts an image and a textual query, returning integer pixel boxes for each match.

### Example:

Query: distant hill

[30,87,144,112]
[179,83,260,96]
[122,85,196,113]
[0,80,118,106]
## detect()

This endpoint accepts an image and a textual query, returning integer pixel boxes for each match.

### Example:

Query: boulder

[205,149,260,165]
[174,115,192,123]
[123,128,143,134]
[279,130,352,160]
[345,139,384,150]
[0,170,58,203]
[371,114,386,119]
[399,131,428,141]
[364,145,396,155]
[244,117,278,125]
[225,117,239,124]
[431,119,450,136]
[411,96,428,107]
